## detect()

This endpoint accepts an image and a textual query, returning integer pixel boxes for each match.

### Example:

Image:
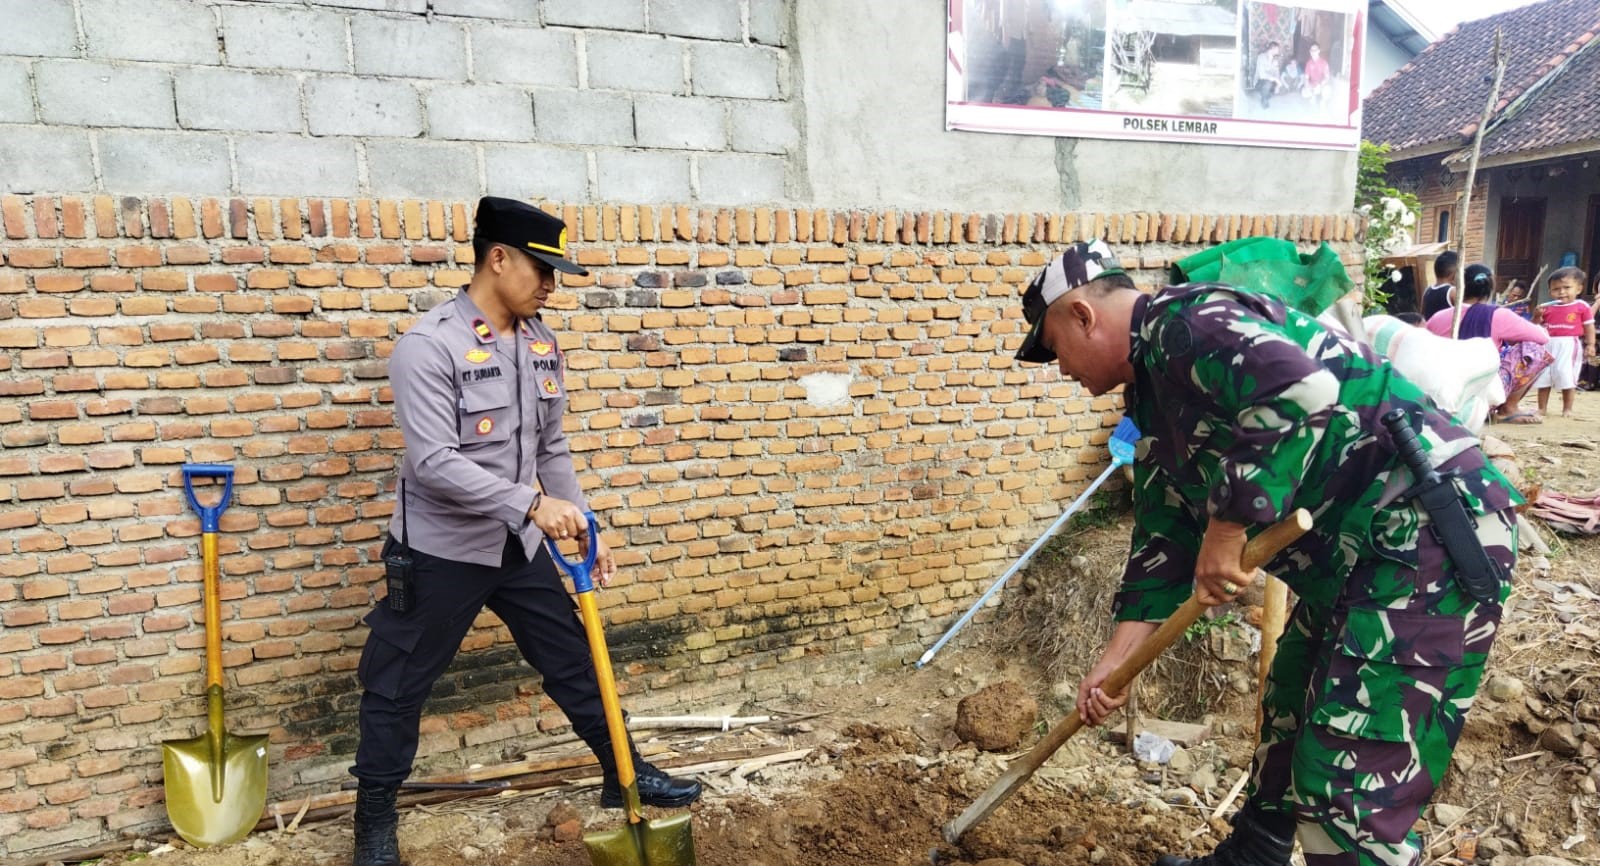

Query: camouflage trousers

[1245,504,1518,866]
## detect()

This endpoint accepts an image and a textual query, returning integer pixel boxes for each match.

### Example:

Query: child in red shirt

[1534,267,1598,416]
[1302,43,1332,103]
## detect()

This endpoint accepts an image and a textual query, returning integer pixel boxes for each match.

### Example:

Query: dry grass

[989,494,1244,723]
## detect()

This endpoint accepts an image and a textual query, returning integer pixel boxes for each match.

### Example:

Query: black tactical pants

[350,532,609,786]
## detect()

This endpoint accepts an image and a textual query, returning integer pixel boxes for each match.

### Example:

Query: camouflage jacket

[1114,284,1522,621]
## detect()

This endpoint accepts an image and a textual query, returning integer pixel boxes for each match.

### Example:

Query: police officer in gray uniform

[350,197,701,866]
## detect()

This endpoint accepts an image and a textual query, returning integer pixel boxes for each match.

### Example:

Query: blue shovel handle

[543,512,601,593]
[181,464,234,533]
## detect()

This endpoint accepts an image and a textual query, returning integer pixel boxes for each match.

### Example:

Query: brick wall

[0,194,1365,858]
[1396,157,1491,264]
[0,0,794,203]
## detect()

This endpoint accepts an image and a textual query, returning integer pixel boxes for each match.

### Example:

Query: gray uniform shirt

[387,291,587,566]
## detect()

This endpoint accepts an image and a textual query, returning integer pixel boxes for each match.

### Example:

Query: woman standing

[1426,264,1551,424]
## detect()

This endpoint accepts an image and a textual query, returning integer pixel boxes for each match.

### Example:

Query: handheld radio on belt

[1381,409,1506,606]
[385,479,416,614]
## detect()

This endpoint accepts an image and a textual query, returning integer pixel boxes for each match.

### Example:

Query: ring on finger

[1222,581,1239,595]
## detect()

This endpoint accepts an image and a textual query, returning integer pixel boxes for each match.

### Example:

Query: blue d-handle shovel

[546,513,697,866]
[162,464,269,847]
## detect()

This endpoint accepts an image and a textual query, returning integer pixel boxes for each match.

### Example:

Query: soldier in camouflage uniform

[1014,242,1520,866]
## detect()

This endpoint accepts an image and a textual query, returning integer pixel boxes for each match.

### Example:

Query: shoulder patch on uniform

[1160,318,1194,358]
[542,377,560,396]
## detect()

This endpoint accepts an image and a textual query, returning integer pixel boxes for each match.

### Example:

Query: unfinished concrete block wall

[0,0,797,203]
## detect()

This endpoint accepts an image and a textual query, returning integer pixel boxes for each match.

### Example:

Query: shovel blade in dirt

[547,512,698,866]
[162,464,269,847]
[584,812,697,866]
[162,687,270,847]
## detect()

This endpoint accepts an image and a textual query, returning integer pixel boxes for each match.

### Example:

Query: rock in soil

[1430,803,1467,826]
[545,802,580,829]
[955,681,1038,751]
[1539,722,1583,757]
[1484,674,1524,702]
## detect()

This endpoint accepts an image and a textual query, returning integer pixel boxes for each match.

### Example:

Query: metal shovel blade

[161,688,269,847]
[583,807,696,866]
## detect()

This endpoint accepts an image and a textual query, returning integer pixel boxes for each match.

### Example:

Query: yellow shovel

[547,513,697,866]
[162,464,269,847]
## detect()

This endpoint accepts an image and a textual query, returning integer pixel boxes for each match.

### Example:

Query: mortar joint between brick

[343,13,355,75]
[575,33,589,90]
[212,3,228,69]
[69,0,88,54]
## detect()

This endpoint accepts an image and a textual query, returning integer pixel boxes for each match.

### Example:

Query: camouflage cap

[1015,240,1123,364]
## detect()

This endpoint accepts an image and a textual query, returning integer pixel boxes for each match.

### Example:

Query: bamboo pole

[1450,28,1507,340]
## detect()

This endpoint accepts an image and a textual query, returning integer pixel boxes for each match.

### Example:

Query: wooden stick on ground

[14,839,133,866]
[943,509,1313,844]
[252,745,800,834]
[627,714,771,730]
[1190,768,1254,838]
[420,744,669,785]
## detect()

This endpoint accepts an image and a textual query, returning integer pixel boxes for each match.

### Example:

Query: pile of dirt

[517,724,1211,866]
[954,681,1039,751]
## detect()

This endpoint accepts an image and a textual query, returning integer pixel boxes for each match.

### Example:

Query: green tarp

[1169,237,1354,318]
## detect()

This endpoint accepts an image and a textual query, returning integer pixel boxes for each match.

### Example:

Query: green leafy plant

[1356,140,1421,311]
[1063,488,1129,534]
[1183,609,1242,643]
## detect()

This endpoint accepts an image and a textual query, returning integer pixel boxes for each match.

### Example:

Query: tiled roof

[1362,0,1600,155]
[1473,33,1600,159]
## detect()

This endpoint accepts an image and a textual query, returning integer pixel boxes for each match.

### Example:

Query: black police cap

[474,196,588,276]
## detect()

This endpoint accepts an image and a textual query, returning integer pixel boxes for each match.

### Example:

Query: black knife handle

[1382,408,1433,483]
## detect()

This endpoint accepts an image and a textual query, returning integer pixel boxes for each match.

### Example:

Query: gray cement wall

[793,0,1358,214]
[0,0,1355,214]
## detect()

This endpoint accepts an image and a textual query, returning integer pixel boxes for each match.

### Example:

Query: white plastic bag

[1133,731,1177,764]
[1364,315,1504,434]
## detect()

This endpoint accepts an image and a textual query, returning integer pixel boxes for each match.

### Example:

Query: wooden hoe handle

[943,508,1313,844]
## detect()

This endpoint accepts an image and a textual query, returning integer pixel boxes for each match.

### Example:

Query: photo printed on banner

[1237,0,1360,126]
[963,0,1109,110]
[1105,0,1238,118]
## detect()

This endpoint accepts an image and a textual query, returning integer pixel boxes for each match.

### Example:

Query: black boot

[600,756,703,809]
[353,783,402,866]
[1155,805,1294,866]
